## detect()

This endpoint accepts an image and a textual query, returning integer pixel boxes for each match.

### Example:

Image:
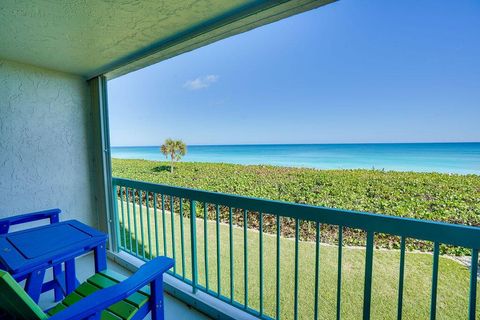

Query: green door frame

[89,76,117,252]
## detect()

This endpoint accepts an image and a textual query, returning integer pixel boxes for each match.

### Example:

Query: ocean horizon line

[111,141,480,148]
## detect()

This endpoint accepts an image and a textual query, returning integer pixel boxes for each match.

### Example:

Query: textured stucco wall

[0,59,98,227]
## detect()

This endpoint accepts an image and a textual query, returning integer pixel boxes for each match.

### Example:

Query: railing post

[190,200,198,293]
[430,242,440,320]
[112,183,120,252]
[363,231,374,320]
[469,248,478,320]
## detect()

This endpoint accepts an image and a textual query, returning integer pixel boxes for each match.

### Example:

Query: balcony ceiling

[0,0,334,79]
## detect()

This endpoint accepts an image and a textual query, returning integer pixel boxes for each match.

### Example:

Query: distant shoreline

[112,141,480,148]
[111,142,480,175]
[111,158,478,176]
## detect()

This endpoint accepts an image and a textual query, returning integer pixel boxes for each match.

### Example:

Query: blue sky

[108,0,480,146]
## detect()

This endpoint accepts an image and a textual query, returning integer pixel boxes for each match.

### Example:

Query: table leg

[94,241,107,272]
[64,259,77,295]
[53,264,63,302]
[25,268,46,303]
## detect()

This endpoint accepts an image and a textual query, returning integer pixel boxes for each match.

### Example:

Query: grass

[112,159,480,255]
[117,200,479,320]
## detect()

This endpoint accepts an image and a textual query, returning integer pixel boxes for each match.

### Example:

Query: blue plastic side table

[0,220,108,303]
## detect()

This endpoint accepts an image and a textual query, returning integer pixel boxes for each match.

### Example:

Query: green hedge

[112,158,480,255]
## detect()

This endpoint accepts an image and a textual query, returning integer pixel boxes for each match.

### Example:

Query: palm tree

[160,138,187,173]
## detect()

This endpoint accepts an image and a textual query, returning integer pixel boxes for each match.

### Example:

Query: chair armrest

[49,256,174,320]
[0,208,61,234]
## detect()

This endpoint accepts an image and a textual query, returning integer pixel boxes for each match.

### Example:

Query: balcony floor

[37,252,211,320]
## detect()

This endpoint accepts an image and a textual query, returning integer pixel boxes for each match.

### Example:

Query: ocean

[111,143,480,175]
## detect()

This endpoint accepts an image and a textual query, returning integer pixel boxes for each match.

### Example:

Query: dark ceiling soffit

[95,0,336,80]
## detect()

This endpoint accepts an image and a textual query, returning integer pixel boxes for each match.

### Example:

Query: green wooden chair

[0,256,174,320]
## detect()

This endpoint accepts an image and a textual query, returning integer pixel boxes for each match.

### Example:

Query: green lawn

[117,200,479,320]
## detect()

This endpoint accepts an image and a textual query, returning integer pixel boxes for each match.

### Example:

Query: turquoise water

[111,143,480,174]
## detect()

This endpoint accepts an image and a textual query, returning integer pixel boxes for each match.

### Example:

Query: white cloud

[183,74,219,90]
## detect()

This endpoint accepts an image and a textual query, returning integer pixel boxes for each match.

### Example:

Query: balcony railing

[112,177,480,320]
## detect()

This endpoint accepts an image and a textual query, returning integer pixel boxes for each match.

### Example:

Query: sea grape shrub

[112,159,480,255]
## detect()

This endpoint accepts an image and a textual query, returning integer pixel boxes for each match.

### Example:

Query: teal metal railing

[112,177,480,320]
